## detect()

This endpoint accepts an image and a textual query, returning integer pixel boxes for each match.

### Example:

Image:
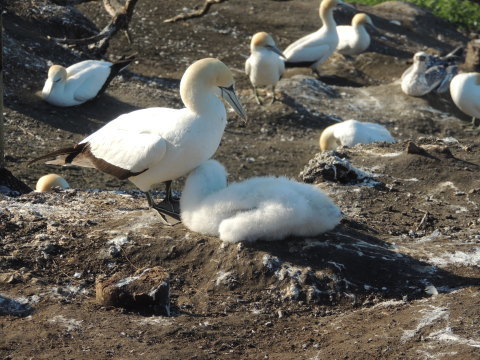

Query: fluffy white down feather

[180,160,343,243]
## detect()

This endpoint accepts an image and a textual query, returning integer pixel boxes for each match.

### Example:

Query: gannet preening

[180,160,342,243]
[35,174,70,192]
[41,58,134,107]
[245,32,285,105]
[336,13,375,56]
[284,0,348,74]
[450,72,480,127]
[30,58,247,223]
[319,120,395,151]
[401,52,458,96]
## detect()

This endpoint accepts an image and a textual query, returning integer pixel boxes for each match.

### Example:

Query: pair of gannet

[31,58,247,223]
[284,0,350,74]
[450,72,480,127]
[35,174,70,192]
[245,32,285,105]
[336,13,376,55]
[42,58,134,106]
[319,120,395,151]
[401,51,459,97]
[180,160,342,243]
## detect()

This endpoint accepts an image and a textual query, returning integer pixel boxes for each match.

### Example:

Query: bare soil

[1,1,479,359]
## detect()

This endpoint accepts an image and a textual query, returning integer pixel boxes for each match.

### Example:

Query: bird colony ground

[1,0,479,359]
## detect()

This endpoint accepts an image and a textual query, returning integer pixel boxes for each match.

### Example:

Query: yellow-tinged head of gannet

[319,125,340,151]
[250,32,285,57]
[42,65,68,97]
[352,13,374,27]
[180,58,247,121]
[35,174,70,192]
[321,0,343,12]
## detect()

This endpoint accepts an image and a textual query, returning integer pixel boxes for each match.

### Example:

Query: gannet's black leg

[269,85,277,105]
[253,86,262,105]
[145,183,180,225]
[472,117,480,128]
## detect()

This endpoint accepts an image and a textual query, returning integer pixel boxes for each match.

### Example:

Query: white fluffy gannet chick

[245,32,285,105]
[180,160,342,243]
[35,174,70,192]
[319,119,395,151]
[450,72,480,127]
[284,0,346,75]
[30,58,247,223]
[336,13,375,55]
[41,58,133,106]
[401,52,457,97]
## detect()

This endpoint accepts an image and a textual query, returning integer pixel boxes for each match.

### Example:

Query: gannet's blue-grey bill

[265,45,286,59]
[220,85,248,121]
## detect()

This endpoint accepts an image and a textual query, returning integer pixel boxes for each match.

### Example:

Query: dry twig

[164,0,228,23]
[50,0,139,54]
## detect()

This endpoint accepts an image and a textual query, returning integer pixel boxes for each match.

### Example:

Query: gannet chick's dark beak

[219,85,248,122]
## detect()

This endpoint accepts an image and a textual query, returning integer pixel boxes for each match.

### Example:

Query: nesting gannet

[41,58,133,106]
[401,52,458,96]
[284,0,347,74]
[30,58,247,223]
[336,13,375,56]
[319,120,395,151]
[35,174,70,192]
[245,32,285,105]
[450,72,480,127]
[180,160,342,243]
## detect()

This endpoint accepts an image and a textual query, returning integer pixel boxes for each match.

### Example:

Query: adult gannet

[41,58,133,106]
[30,58,247,223]
[401,52,458,96]
[35,174,70,192]
[180,160,342,243]
[319,119,395,151]
[336,13,375,55]
[450,72,480,127]
[284,0,347,74]
[245,32,285,105]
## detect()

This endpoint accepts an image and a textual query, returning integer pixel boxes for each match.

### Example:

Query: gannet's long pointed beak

[265,45,286,59]
[42,79,54,98]
[220,85,248,122]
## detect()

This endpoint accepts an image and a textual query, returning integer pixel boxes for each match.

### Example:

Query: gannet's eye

[418,55,426,61]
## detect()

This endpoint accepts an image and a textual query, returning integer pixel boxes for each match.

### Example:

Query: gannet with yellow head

[41,58,133,106]
[245,32,285,104]
[336,13,376,55]
[31,58,247,223]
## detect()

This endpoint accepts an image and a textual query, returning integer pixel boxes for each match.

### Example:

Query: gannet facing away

[336,13,375,55]
[41,58,133,106]
[30,58,247,223]
[180,160,342,243]
[319,119,395,151]
[245,32,285,105]
[450,72,480,127]
[284,0,346,74]
[401,52,458,96]
[35,174,70,192]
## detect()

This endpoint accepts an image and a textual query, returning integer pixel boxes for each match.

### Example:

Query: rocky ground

[1,0,479,359]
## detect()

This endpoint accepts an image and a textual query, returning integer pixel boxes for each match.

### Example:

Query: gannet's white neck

[319,0,337,30]
[180,69,220,115]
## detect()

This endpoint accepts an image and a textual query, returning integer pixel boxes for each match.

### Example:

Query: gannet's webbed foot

[145,187,181,226]
[472,117,480,128]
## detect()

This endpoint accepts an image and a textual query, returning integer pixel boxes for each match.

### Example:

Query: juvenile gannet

[35,174,70,192]
[41,58,133,106]
[401,52,458,96]
[284,0,347,74]
[450,72,480,127]
[336,13,375,55]
[245,32,285,105]
[180,160,342,243]
[319,119,395,151]
[30,58,247,223]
